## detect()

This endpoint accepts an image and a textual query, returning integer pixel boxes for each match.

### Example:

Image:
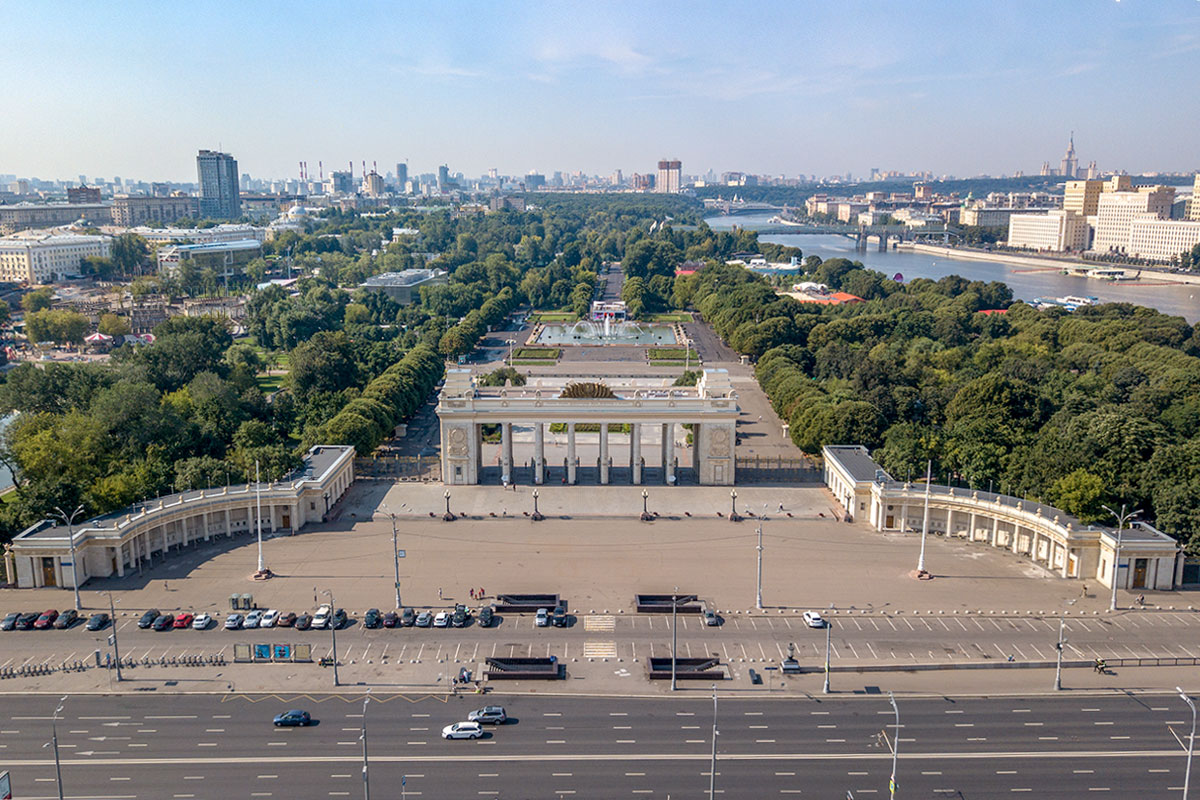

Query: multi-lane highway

[4,608,1200,673]
[0,692,1193,798]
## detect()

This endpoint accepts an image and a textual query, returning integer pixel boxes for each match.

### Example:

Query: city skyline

[2,1,1199,182]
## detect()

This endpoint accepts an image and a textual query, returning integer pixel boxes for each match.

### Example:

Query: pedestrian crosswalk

[584,615,616,632]
[583,641,618,658]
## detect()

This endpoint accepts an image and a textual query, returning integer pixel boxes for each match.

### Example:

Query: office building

[1125,218,1200,263]
[1007,210,1089,252]
[67,185,101,204]
[657,159,682,194]
[110,195,199,226]
[437,165,450,193]
[0,203,112,234]
[1091,185,1175,255]
[361,170,385,197]
[196,149,242,219]
[327,171,354,195]
[157,238,262,276]
[1190,174,1200,222]
[395,163,408,192]
[0,231,111,283]
[1063,179,1104,217]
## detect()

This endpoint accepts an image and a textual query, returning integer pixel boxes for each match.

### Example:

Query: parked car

[277,612,297,628]
[53,609,79,629]
[192,613,212,630]
[295,613,313,631]
[382,611,399,628]
[261,609,280,628]
[433,611,450,628]
[803,611,826,629]
[312,605,332,629]
[15,612,39,630]
[224,613,244,630]
[86,613,110,631]
[244,609,264,629]
[273,709,312,727]
[478,606,494,628]
[441,721,484,740]
[467,706,507,725]
[535,608,549,627]
[331,608,348,629]
[703,608,719,626]
[401,607,416,627]
[415,611,433,628]
[451,606,469,628]
[364,608,382,629]
[1,611,21,631]
[173,613,194,629]
[151,614,174,631]
[552,606,567,628]
[33,609,59,630]
[138,609,160,629]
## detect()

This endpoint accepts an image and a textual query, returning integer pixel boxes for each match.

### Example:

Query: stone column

[225,509,232,537]
[114,546,125,578]
[691,423,700,472]
[567,423,577,484]
[501,422,513,484]
[631,423,642,484]
[900,504,908,531]
[202,511,211,542]
[969,511,978,541]
[533,423,545,485]
[161,526,168,557]
[599,424,609,484]
[181,518,190,548]
[990,517,999,547]
[664,423,675,485]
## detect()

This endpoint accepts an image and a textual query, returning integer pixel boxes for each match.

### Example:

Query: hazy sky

[3,1,1199,182]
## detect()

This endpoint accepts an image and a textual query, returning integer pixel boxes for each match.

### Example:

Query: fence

[355,455,441,481]
[735,455,822,484]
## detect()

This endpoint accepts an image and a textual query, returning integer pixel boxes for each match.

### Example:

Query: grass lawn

[649,312,692,323]
[648,347,698,360]
[511,359,559,366]
[531,311,577,322]
[648,360,688,367]
[256,373,287,394]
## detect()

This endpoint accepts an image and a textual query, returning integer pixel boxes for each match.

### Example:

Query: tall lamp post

[888,692,900,800]
[708,686,719,800]
[729,489,742,522]
[671,586,678,691]
[107,592,123,682]
[377,507,402,609]
[360,692,372,800]
[443,490,456,522]
[323,589,340,687]
[823,618,832,694]
[531,488,544,521]
[916,461,931,578]
[1101,503,1140,612]
[51,505,85,612]
[505,338,516,368]
[1053,598,1077,691]
[755,508,764,610]
[641,489,652,522]
[49,695,67,800]
[1178,687,1196,800]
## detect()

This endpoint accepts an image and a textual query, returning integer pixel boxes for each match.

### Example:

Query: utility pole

[1054,615,1066,691]
[888,692,899,800]
[379,507,402,609]
[709,686,718,800]
[107,592,122,682]
[1102,504,1140,612]
[51,505,85,611]
[323,589,339,686]
[360,693,371,800]
[755,510,764,610]
[671,586,678,691]
[823,619,832,694]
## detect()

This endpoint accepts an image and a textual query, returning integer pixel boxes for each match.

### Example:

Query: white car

[192,613,213,630]
[535,608,549,627]
[433,611,450,628]
[441,721,483,740]
[312,605,332,629]
[244,609,264,629]
[261,609,279,628]
[224,613,243,630]
[802,611,826,629]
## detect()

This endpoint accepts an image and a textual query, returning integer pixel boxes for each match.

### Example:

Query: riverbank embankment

[896,242,1200,287]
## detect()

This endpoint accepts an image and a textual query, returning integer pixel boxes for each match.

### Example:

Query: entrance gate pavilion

[437,368,739,486]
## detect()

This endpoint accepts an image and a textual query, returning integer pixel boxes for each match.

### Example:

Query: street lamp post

[709,686,719,800]
[443,490,456,522]
[1102,503,1141,612]
[323,589,340,687]
[50,695,67,800]
[531,488,543,521]
[888,692,900,800]
[1054,615,1067,691]
[729,489,741,522]
[1179,687,1196,800]
[505,338,516,368]
[671,586,678,691]
[755,510,764,610]
[378,508,402,610]
[916,461,931,578]
[107,592,123,682]
[641,489,652,522]
[823,619,832,694]
[51,505,85,612]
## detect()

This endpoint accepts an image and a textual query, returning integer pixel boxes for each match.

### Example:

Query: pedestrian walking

[1081,583,1088,598]
[778,502,784,512]
[438,586,443,600]
[480,587,485,599]
[164,580,169,591]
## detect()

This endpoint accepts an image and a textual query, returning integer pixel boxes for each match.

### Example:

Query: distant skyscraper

[1060,134,1078,179]
[396,162,408,191]
[656,159,681,193]
[196,149,241,219]
[437,165,449,192]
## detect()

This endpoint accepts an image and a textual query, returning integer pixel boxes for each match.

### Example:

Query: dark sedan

[273,709,311,727]
[294,614,313,631]
[85,613,110,631]
[53,609,79,629]
[331,608,348,629]
[1,612,20,631]
[401,607,415,626]
[382,611,399,628]
[138,609,160,629]
[478,606,495,627]
[15,612,39,630]
[33,609,59,630]
[151,614,175,631]
[363,608,382,629]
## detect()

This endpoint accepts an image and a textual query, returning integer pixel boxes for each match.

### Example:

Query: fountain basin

[534,321,678,346]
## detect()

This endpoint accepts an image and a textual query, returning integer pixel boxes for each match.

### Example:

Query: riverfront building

[823,445,1183,591]
[1007,209,1089,252]
[0,231,110,283]
[3,446,355,590]
[1091,185,1176,255]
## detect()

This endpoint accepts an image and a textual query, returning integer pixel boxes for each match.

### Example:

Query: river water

[705,213,1200,323]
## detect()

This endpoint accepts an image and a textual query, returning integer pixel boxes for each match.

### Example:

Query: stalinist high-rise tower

[1060,133,1079,179]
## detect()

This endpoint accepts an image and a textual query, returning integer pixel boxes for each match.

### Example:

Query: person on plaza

[1081,583,1088,598]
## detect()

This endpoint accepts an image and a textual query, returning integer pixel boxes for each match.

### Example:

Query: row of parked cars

[1,609,115,631]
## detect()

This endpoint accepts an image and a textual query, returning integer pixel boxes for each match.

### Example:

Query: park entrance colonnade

[437,369,740,486]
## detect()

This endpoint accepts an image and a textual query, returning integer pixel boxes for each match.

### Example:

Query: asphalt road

[0,692,1192,799]
[4,608,1200,672]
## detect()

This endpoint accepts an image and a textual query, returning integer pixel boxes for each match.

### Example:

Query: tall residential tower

[196,149,241,219]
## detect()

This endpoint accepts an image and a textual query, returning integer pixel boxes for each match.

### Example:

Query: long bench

[485,657,563,680]
[647,657,724,680]
[636,593,703,614]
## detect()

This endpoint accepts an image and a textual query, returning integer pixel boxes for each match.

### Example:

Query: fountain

[535,318,677,346]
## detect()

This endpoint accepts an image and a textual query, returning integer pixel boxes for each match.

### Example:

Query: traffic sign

[396,550,406,558]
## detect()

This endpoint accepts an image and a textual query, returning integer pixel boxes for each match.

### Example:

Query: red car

[173,613,195,629]
[33,609,59,629]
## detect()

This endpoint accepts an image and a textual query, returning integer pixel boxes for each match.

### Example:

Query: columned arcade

[437,369,740,486]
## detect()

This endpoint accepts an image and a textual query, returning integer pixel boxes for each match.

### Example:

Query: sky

[3,0,1199,182]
